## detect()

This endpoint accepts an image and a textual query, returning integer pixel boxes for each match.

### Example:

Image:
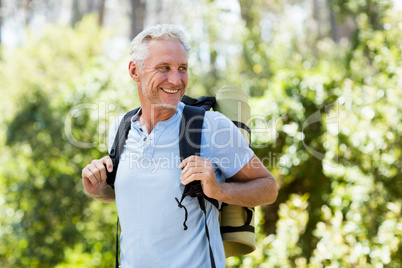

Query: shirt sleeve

[201,111,254,180]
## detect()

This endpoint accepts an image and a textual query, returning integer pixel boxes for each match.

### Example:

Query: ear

[128,61,140,82]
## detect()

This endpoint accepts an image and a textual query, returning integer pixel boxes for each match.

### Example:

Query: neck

[138,106,176,134]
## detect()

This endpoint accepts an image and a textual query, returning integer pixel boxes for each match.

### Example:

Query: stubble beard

[143,83,185,111]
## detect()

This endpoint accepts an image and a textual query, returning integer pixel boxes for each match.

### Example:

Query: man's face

[136,40,188,111]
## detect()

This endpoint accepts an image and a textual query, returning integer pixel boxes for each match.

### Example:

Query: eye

[179,66,187,73]
[158,66,170,73]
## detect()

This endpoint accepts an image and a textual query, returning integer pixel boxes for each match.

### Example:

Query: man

[82,24,278,267]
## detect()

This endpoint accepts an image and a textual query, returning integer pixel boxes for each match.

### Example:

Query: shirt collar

[130,102,185,126]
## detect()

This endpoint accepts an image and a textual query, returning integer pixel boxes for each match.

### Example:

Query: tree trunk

[71,0,83,26]
[238,0,253,28]
[129,0,146,40]
[71,0,105,27]
[327,0,338,42]
[327,0,356,43]
[98,0,106,26]
[23,0,33,26]
[313,0,323,40]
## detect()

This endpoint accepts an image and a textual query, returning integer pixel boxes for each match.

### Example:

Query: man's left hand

[179,155,222,199]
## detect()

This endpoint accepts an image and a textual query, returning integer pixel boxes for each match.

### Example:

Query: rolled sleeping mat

[215,84,251,145]
[215,84,256,257]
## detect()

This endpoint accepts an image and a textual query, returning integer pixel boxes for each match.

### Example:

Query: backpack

[106,85,256,267]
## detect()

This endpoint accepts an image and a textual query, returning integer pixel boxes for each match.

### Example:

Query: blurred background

[0,0,401,267]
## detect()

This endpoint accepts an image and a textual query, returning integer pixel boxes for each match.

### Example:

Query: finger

[82,165,99,186]
[88,164,102,183]
[180,161,198,175]
[181,160,212,179]
[179,155,200,169]
[180,158,210,176]
[92,160,107,183]
[101,156,114,173]
[182,172,203,185]
[180,156,211,171]
[181,166,205,183]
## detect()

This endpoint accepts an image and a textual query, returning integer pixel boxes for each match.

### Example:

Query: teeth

[162,88,179,94]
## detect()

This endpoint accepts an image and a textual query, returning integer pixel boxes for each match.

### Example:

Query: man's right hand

[82,156,115,202]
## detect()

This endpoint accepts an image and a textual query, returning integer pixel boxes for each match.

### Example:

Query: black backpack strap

[220,207,255,233]
[179,105,204,159]
[104,108,140,268]
[177,105,219,209]
[175,104,217,268]
[231,120,252,145]
[182,95,250,146]
[181,95,216,111]
[106,108,140,189]
[115,217,120,268]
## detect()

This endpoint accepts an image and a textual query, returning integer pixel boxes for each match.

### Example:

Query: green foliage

[1,2,402,267]
[0,15,130,267]
[225,2,402,267]
[330,0,392,29]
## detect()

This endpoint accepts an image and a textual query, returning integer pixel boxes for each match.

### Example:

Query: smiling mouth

[161,87,180,94]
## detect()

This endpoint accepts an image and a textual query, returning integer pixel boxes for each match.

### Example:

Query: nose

[167,69,182,86]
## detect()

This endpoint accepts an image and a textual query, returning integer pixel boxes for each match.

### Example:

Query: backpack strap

[177,105,219,209]
[175,104,217,268]
[219,207,255,233]
[106,108,140,189]
[105,108,139,268]
[181,95,217,111]
[231,120,252,145]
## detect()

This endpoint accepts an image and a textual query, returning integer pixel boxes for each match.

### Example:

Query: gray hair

[130,24,191,69]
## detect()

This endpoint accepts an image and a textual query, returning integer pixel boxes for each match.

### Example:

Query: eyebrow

[156,62,188,67]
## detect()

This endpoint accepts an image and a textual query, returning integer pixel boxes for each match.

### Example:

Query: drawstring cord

[175,181,204,232]
[175,184,217,268]
[175,197,188,230]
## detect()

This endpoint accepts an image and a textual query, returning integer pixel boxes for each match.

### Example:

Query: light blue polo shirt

[108,102,253,268]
